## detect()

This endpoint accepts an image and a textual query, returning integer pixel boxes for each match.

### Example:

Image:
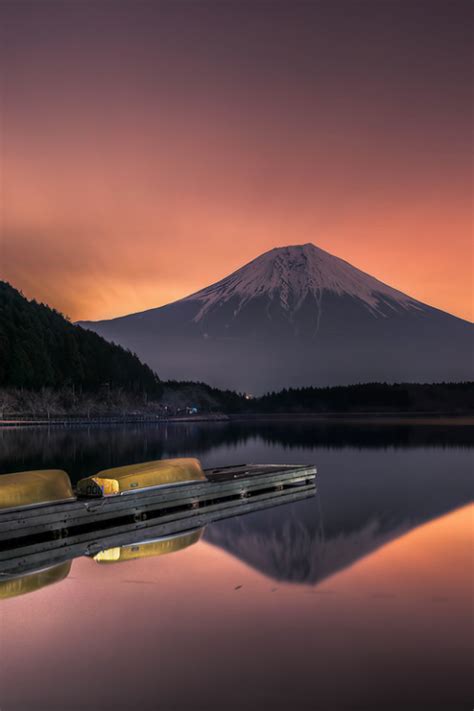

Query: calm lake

[0,419,472,710]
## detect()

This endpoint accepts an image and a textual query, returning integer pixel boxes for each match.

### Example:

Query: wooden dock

[0,479,315,579]
[0,463,316,553]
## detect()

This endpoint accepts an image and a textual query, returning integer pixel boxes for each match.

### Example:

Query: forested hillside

[246,382,474,414]
[0,282,162,395]
[161,381,474,414]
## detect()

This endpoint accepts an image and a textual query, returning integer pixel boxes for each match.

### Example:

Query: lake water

[0,420,472,710]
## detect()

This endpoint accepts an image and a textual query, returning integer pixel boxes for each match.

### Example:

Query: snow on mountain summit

[184,243,420,322]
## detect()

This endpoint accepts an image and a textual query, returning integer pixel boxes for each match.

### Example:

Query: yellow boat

[93,528,203,563]
[0,469,75,511]
[76,457,206,497]
[0,561,71,600]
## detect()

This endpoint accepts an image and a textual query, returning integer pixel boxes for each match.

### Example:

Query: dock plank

[0,464,316,545]
[0,484,315,572]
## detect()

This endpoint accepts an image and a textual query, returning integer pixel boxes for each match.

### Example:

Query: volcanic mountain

[80,244,473,392]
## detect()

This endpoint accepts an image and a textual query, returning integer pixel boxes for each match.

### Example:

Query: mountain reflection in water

[204,443,472,584]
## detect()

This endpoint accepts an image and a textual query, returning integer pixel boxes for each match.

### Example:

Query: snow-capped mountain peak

[80,242,472,392]
[184,243,419,321]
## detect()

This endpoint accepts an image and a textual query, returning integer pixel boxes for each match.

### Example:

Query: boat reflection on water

[0,561,72,600]
[0,530,204,600]
[92,529,203,564]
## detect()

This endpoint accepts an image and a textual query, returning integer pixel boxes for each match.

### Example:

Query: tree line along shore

[1,381,472,421]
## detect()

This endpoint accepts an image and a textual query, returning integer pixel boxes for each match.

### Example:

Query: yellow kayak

[0,469,75,511]
[76,457,206,497]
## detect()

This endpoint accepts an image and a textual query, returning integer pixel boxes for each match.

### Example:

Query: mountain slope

[80,244,473,392]
[0,281,161,394]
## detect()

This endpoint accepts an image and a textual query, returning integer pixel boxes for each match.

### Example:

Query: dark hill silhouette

[0,281,162,396]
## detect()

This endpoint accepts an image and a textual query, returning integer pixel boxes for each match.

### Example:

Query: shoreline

[229,412,474,424]
[0,413,229,428]
[1,412,473,429]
